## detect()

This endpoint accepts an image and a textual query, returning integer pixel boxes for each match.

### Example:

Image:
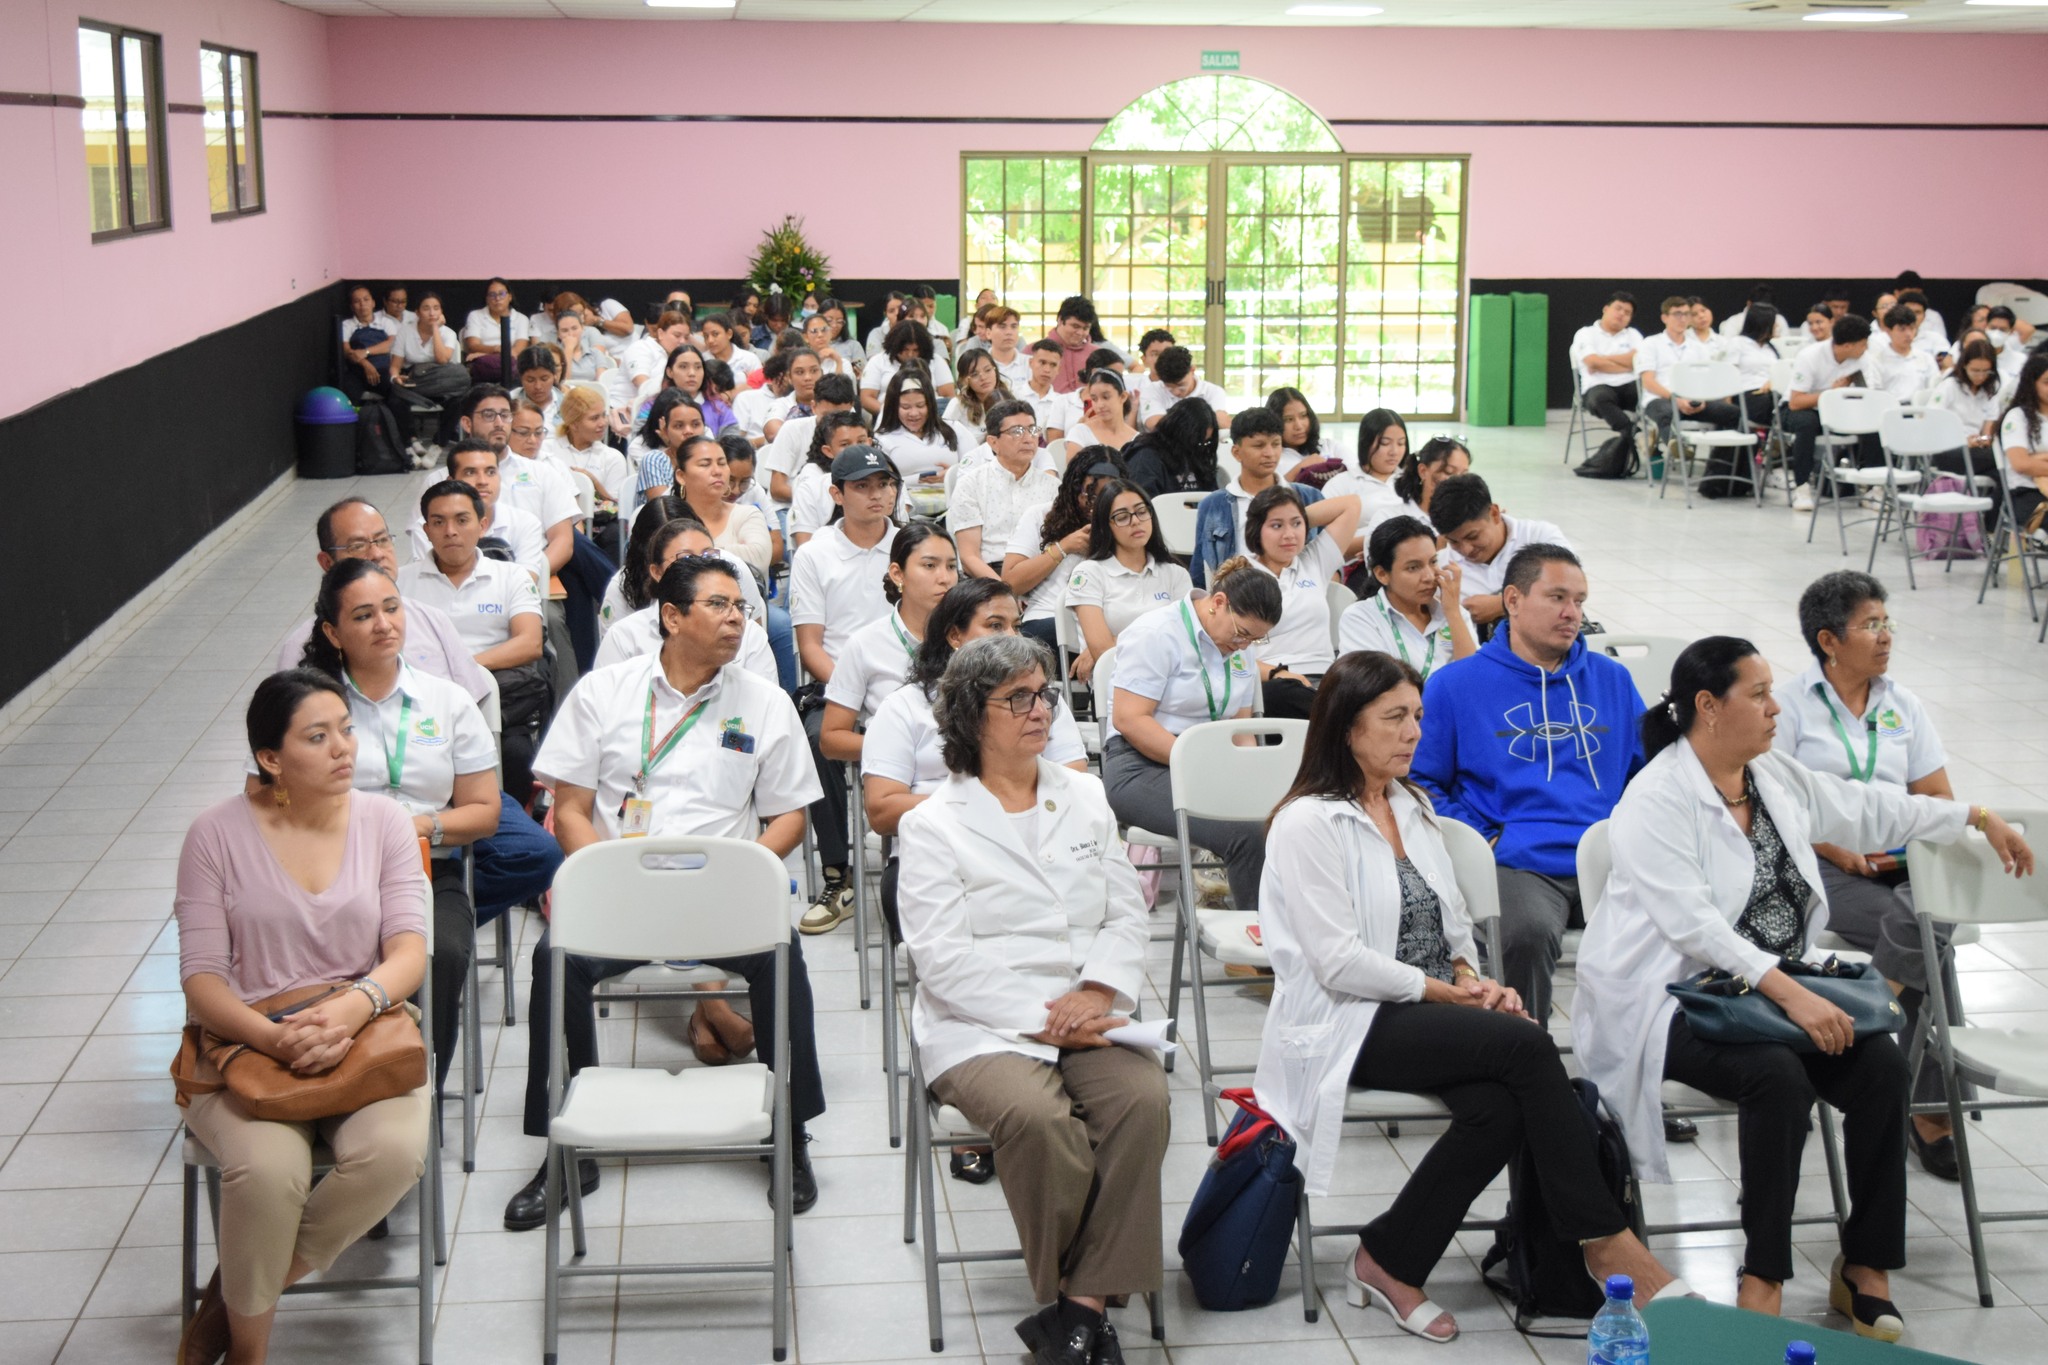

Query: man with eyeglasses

[505,553,829,1229]
[952,400,1062,582]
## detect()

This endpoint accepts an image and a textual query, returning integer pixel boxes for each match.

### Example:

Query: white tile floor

[2,415,2046,1365]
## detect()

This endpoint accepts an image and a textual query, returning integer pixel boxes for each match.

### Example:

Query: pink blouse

[175,792,428,1004]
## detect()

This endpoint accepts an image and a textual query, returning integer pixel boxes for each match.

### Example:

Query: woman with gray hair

[1771,570,1968,1181]
[895,634,1165,1365]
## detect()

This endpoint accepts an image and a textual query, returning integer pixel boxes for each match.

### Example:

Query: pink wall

[323,19,2048,285]
[1,0,339,420]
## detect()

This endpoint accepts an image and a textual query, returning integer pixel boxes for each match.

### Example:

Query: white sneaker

[1791,484,1816,513]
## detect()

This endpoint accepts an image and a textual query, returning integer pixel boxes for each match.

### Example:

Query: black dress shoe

[503,1157,599,1231]
[1090,1315,1125,1365]
[950,1148,997,1184]
[365,1216,390,1240]
[1016,1298,1101,1365]
[766,1128,818,1215]
[1911,1127,1961,1182]
[1664,1115,1699,1144]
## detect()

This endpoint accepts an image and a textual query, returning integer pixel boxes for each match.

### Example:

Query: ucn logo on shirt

[476,603,504,616]
[412,716,448,748]
[1875,706,1908,737]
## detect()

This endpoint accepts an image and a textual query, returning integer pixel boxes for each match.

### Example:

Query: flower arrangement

[745,216,832,303]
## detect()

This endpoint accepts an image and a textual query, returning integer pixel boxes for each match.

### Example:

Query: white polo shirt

[790,521,894,660]
[374,308,416,335]
[1790,339,1865,396]
[1449,515,1571,600]
[864,681,1086,793]
[1929,374,2001,433]
[875,428,956,488]
[589,606,777,683]
[862,353,953,397]
[1249,535,1346,676]
[461,310,530,348]
[618,334,670,386]
[1136,376,1226,425]
[762,413,822,496]
[733,387,794,442]
[2000,408,2044,488]
[542,438,633,509]
[823,609,921,722]
[988,350,1032,390]
[498,452,581,531]
[597,553,763,635]
[1338,593,1474,683]
[406,500,547,587]
[1865,343,1939,404]
[1010,497,1075,624]
[1725,334,1780,390]
[711,347,762,382]
[950,459,1061,565]
[1771,662,1944,792]
[1572,322,1643,391]
[1633,330,1692,400]
[1320,468,1402,524]
[1018,384,1082,436]
[395,553,542,655]
[343,664,497,817]
[1065,556,1191,640]
[528,310,559,344]
[1105,595,1256,742]
[276,599,492,706]
[393,324,458,368]
[535,653,820,843]
[788,466,833,540]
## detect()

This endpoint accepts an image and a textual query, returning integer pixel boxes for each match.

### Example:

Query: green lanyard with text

[636,688,711,793]
[888,613,916,661]
[1816,685,1879,783]
[353,679,412,793]
[1179,599,1236,721]
[1380,596,1442,680]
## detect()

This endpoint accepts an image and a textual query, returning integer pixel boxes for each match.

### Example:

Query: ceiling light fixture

[1802,9,1909,18]
[1285,4,1385,16]
[645,0,737,9]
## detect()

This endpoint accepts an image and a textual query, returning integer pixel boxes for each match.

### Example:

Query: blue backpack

[1177,1089,1301,1311]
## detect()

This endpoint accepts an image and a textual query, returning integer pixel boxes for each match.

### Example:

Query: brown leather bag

[170,982,427,1123]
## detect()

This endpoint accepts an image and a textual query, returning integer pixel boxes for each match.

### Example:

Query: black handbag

[1667,956,1904,1053]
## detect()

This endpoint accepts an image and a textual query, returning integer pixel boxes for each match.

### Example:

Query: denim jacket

[1191,481,1325,587]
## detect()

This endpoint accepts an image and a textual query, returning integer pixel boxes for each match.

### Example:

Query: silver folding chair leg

[852,771,872,1011]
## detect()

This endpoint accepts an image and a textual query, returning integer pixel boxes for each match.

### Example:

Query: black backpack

[1573,434,1638,481]
[1481,1078,1642,1337]
[354,396,410,476]
[1694,444,1751,500]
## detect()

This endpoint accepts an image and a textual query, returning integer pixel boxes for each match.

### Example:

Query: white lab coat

[1572,740,1967,1184]
[895,760,1150,1085]
[1250,786,1478,1196]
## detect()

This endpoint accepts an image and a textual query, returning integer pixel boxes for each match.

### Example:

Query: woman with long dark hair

[1269,386,1351,483]
[1070,369,1142,454]
[1254,650,1681,1343]
[1324,407,1407,514]
[1337,514,1477,678]
[1387,434,1472,532]
[1004,448,1126,650]
[1122,396,1220,497]
[1241,483,1359,719]
[1576,636,2031,1338]
[1065,479,1190,682]
[941,348,1016,450]
[1996,351,2048,533]
[875,363,960,489]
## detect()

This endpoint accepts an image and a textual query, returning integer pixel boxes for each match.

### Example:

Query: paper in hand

[1103,1017,1177,1056]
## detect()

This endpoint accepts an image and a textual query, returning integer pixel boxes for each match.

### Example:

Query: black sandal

[949,1148,997,1184]
[1830,1255,1904,1343]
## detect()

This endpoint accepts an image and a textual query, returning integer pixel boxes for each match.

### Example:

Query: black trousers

[1583,381,1638,435]
[1645,397,1740,440]
[1663,1012,1908,1283]
[520,925,827,1138]
[1349,1001,1628,1288]
[1259,673,1318,720]
[1782,409,1883,487]
[427,861,476,1093]
[802,704,849,870]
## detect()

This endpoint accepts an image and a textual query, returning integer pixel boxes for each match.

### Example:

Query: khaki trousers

[931,1045,1169,1303]
[183,1084,430,1316]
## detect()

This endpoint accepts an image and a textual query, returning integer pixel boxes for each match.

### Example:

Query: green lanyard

[1380,596,1444,680]
[352,678,412,793]
[1817,685,1879,784]
[636,687,711,793]
[887,613,917,661]
[1178,599,1237,721]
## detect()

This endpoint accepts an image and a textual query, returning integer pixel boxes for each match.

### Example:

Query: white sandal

[1346,1256,1457,1343]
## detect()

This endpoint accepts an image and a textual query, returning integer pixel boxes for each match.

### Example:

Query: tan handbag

[171,982,426,1123]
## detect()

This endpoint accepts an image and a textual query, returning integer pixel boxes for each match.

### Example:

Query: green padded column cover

[1466,294,1512,427]
[1510,291,1548,427]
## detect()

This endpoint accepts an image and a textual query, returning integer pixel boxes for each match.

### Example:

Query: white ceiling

[282,0,2048,32]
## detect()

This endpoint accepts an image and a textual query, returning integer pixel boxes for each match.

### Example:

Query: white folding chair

[1291,817,1507,1320]
[182,840,443,1363]
[1807,389,1916,554]
[1908,810,2048,1307]
[1053,606,1103,765]
[1164,717,1310,1143]
[1590,634,1689,705]
[1873,407,1992,588]
[1325,580,1358,653]
[568,469,598,524]
[1564,362,1596,465]
[899,954,1166,1353]
[541,837,795,1363]
[1974,433,2048,630]
[1576,821,1849,1244]
[1756,357,1799,505]
[1154,491,1206,559]
[1660,361,1759,507]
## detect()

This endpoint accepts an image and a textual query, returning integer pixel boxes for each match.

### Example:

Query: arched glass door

[962,76,1467,419]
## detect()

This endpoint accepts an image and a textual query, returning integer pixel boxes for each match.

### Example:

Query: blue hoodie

[1410,631,1645,878]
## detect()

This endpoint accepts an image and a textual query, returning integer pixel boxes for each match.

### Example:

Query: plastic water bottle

[1785,1344,1817,1365]
[1586,1275,1649,1365]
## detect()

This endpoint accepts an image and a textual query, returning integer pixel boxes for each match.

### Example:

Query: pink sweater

[175,793,428,1004]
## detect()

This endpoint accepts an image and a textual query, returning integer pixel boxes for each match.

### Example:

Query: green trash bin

[1510,292,1548,427]
[295,386,358,479]
[1466,295,1512,427]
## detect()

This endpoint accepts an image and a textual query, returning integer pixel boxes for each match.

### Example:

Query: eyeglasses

[1225,612,1269,650]
[485,290,510,300]
[999,424,1042,440]
[509,425,545,439]
[1108,506,1153,527]
[725,476,754,496]
[689,595,745,619]
[1847,618,1899,636]
[327,533,396,557]
[990,685,1061,717]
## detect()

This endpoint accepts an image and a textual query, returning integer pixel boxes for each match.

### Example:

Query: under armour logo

[1496,701,1607,763]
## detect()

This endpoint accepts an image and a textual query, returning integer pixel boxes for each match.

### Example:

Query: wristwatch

[429,811,445,848]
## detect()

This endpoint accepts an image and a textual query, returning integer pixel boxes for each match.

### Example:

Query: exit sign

[1200,50,1240,71]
